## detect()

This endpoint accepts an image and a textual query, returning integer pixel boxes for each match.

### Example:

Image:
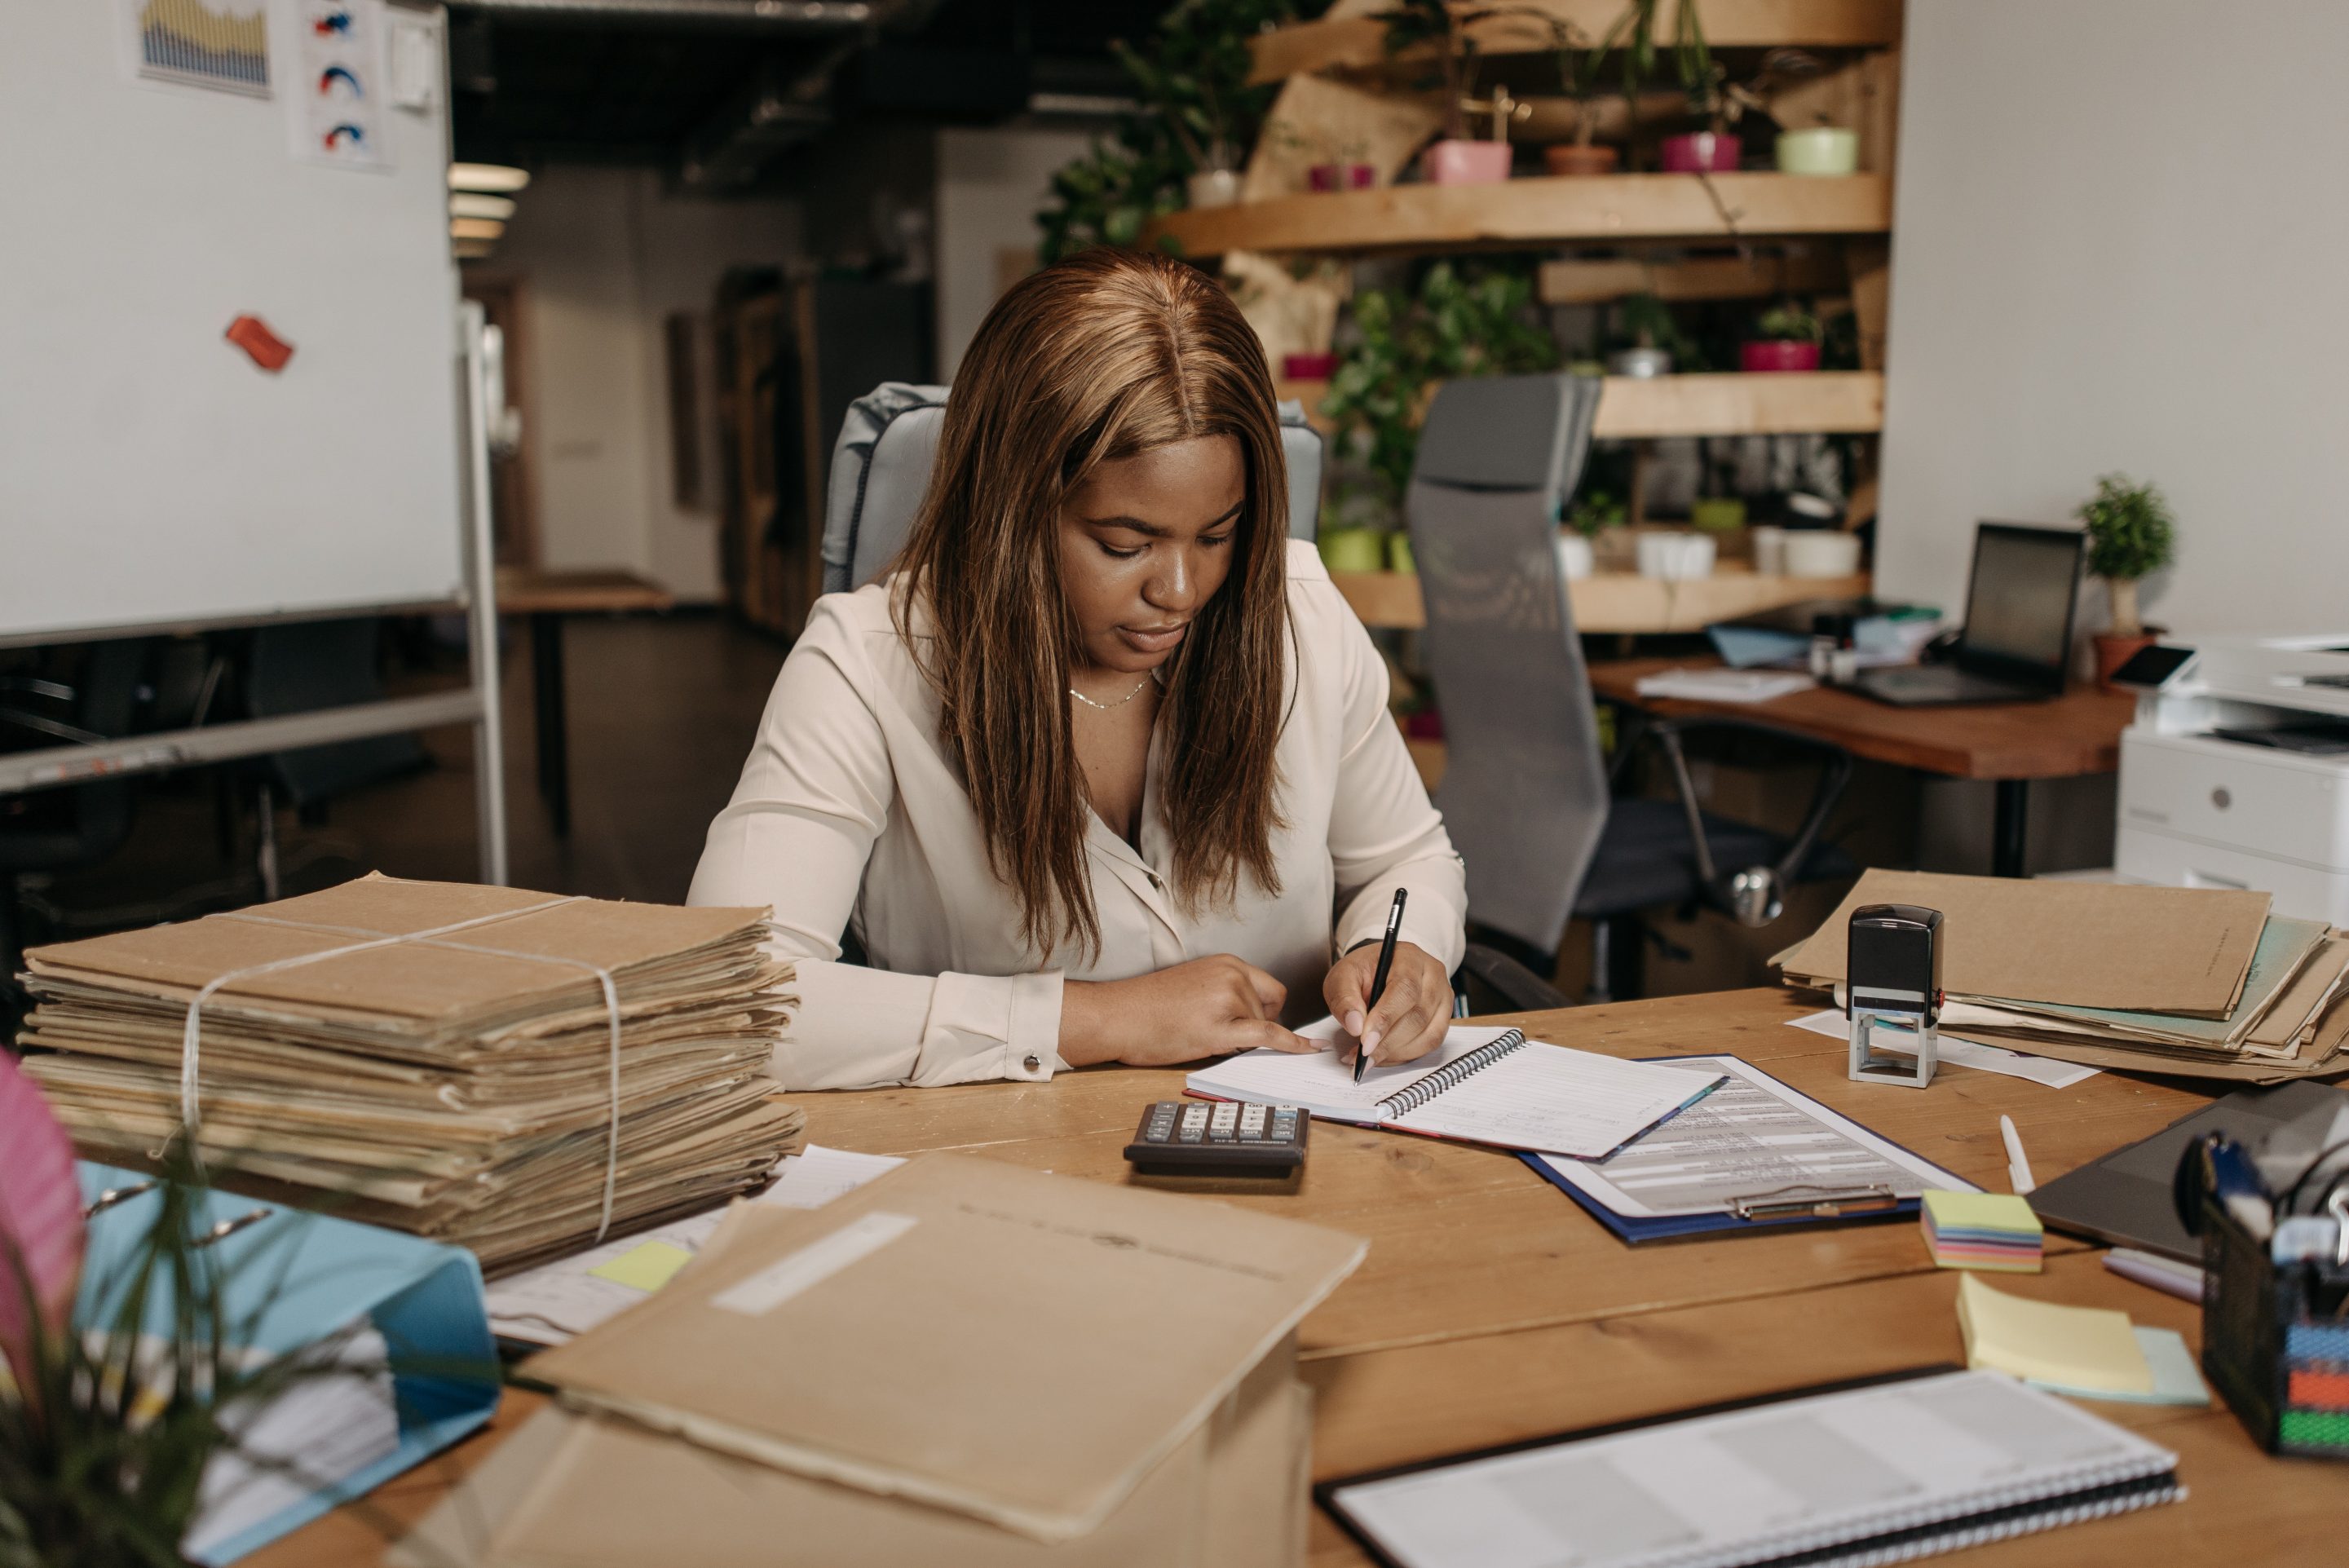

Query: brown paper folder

[391,1357,1312,1568]
[525,1152,1366,1544]
[1772,870,2269,1016]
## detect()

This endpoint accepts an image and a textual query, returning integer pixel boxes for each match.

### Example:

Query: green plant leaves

[2077,474,2177,581]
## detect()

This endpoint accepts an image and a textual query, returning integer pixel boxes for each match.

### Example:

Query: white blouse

[688,539,1468,1091]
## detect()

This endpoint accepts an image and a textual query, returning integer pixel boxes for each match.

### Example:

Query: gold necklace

[1068,674,1152,711]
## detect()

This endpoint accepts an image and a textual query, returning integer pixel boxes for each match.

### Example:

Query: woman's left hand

[1322,940,1451,1071]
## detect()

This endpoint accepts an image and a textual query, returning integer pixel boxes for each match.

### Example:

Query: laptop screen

[1962,524,2082,678]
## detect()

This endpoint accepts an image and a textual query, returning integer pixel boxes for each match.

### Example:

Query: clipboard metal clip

[1729,1184,1898,1221]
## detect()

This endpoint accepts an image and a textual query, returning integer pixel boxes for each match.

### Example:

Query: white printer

[2114,634,2349,921]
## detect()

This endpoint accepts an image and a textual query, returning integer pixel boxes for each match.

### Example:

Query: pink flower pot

[1282,351,1338,381]
[1309,161,1376,192]
[1740,340,1821,373]
[1420,139,1512,185]
[1659,132,1742,173]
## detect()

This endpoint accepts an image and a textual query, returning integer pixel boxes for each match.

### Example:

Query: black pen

[1353,888,1408,1083]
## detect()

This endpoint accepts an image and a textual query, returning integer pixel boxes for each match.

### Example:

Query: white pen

[2000,1115,2036,1195]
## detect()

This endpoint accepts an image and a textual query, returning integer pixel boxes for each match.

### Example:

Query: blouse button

[1022,1053,1042,1073]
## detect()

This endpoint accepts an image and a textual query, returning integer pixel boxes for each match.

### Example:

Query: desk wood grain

[1590,656,2135,780]
[254,987,2332,1566]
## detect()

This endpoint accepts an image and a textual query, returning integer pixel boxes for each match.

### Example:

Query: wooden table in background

[492,568,673,837]
[254,989,2349,1566]
[1592,656,2137,877]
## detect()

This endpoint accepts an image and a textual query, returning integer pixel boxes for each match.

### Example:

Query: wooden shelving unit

[1148,173,1888,260]
[1278,370,1882,439]
[1334,567,1874,634]
[1248,0,1903,84]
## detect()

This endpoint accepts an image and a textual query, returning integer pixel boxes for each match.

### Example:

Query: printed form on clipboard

[1183,1019,1725,1160]
[1528,1054,1978,1239]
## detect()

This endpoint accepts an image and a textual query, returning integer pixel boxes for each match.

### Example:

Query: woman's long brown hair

[890,248,1290,961]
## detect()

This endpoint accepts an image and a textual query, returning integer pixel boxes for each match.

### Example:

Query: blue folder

[74,1164,501,1565]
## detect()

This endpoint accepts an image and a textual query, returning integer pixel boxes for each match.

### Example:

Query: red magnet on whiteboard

[225,315,294,373]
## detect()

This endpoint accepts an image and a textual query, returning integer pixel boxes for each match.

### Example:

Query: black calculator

[1123,1099,1307,1177]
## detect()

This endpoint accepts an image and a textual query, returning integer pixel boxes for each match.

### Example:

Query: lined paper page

[1183,1023,1518,1122]
[1394,1044,1721,1159]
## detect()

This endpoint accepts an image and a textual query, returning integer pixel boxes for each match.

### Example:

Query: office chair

[819,379,1568,1014]
[1410,374,1856,1002]
[1,638,150,1038]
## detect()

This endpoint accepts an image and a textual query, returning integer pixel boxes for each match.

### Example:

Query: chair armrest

[1454,942,1571,1014]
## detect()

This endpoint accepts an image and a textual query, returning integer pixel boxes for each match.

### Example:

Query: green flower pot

[1691,497,1748,532]
[1388,532,1415,573]
[1318,528,1389,574]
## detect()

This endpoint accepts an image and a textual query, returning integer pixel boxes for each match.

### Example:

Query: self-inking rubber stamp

[1845,903,1944,1088]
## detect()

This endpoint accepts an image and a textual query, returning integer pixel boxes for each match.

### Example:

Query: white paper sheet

[486,1146,905,1345]
[1787,1009,2100,1088]
[1534,1055,1972,1219]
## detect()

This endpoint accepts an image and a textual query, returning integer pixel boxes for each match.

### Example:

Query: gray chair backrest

[1407,373,1608,955]
[821,382,1326,595]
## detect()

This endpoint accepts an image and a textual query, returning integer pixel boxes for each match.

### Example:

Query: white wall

[481,166,802,599]
[934,126,1093,380]
[1877,0,2349,637]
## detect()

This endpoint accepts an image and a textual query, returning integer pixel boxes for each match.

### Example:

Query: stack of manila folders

[393,1153,1367,1568]
[15,874,807,1270]
[1775,870,2349,1084]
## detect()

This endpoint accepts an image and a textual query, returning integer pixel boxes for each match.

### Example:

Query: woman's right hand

[1059,955,1313,1067]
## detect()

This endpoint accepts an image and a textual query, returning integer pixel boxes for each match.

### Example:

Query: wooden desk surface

[492,566,673,616]
[255,988,2348,1566]
[1590,656,2135,781]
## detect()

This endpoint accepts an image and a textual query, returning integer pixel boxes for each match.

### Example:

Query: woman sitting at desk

[689,250,1466,1091]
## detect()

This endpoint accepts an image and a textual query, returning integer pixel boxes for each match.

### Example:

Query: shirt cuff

[917,970,1068,1084]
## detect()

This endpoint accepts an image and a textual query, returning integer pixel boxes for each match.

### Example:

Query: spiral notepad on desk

[1184,1021,1725,1160]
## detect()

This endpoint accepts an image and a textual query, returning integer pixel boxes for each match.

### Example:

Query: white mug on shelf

[1636,531,1716,581]
[1783,530,1862,578]
[1750,525,1788,576]
[1554,531,1595,581]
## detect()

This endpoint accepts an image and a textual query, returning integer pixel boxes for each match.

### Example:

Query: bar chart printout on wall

[126,0,272,95]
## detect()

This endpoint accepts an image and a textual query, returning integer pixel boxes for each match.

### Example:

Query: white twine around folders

[178,896,630,1244]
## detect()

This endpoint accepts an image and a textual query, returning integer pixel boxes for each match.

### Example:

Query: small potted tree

[1742,304,1822,372]
[1543,19,1620,175]
[2077,473,2176,687]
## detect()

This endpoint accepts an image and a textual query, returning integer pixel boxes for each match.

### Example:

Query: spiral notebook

[1183,1022,1724,1160]
[1319,1367,2182,1568]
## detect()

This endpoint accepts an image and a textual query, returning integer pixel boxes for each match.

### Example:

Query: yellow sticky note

[589,1239,694,1293]
[1956,1274,2154,1396]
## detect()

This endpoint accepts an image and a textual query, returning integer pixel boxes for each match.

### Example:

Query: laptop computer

[1852,522,2085,706]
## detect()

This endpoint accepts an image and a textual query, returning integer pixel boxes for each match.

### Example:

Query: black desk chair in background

[1409,374,1857,1002]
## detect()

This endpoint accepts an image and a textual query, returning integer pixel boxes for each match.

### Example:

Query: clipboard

[1520,1053,1976,1244]
[75,1164,501,1565]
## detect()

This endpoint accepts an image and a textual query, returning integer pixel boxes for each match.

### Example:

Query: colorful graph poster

[289,0,391,170]
[125,0,273,97]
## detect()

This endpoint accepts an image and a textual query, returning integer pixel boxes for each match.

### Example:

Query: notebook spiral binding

[1375,1030,1526,1119]
[1650,1459,2179,1568]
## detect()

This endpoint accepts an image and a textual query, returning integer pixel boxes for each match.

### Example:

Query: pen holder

[2197,1184,2349,1458]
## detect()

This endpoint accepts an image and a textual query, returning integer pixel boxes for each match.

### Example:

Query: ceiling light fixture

[448,162,531,193]
[449,192,518,221]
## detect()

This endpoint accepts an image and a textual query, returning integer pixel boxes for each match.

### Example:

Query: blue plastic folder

[74,1164,501,1565]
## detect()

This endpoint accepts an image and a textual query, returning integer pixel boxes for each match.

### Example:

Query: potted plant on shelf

[1543,19,1620,175]
[1742,304,1823,372]
[1378,0,1529,185]
[1607,291,1689,378]
[1559,488,1624,579]
[2077,473,2177,687]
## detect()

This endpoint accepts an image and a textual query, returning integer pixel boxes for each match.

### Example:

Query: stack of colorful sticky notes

[1923,1189,2044,1272]
[1957,1274,2209,1406]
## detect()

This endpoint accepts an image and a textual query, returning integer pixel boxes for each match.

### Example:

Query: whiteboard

[0,1,465,642]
